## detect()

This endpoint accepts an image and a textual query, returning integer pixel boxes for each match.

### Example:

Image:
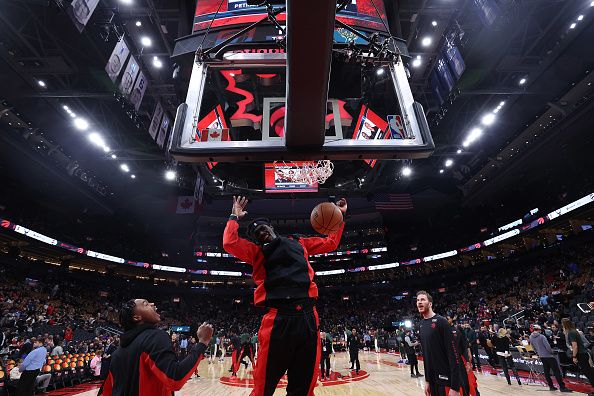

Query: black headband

[247,218,272,239]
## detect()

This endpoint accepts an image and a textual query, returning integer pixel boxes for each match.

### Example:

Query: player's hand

[448,390,460,396]
[232,196,249,219]
[572,357,578,364]
[335,198,347,214]
[197,322,214,345]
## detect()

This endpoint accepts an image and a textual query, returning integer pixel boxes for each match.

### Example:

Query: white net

[276,160,334,185]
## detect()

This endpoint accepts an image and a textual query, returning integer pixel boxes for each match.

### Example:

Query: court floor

[60,351,593,395]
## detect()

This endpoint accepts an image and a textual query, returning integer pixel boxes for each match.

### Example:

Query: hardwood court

[64,351,592,396]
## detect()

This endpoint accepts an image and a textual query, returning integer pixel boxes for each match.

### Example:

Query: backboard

[169,51,434,163]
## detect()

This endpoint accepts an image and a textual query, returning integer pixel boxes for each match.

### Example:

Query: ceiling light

[591,1,594,7]
[102,145,110,153]
[577,15,584,21]
[73,117,89,130]
[135,20,142,27]
[431,20,437,27]
[499,101,505,106]
[493,108,500,113]
[131,174,136,179]
[119,0,132,4]
[111,154,117,159]
[401,167,412,177]
[456,149,462,154]
[37,80,46,87]
[439,169,444,174]
[463,140,470,147]
[63,105,70,111]
[69,112,76,118]
[412,57,422,68]
[165,170,176,180]
[88,132,105,146]
[140,36,152,47]
[519,78,527,85]
[445,159,453,167]
[421,37,432,47]
[120,164,130,173]
[376,68,385,76]
[569,23,577,29]
[481,113,496,126]
[152,57,163,69]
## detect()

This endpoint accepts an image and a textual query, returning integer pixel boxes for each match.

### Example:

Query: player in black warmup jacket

[223,196,347,396]
[417,291,464,396]
[348,328,361,374]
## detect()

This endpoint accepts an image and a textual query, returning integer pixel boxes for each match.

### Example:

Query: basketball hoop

[275,160,334,185]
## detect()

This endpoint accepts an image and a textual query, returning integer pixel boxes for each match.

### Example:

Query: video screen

[264,162,318,193]
[193,0,387,32]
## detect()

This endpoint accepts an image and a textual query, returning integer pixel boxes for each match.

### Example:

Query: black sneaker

[560,388,573,393]
[416,373,423,378]
[549,387,558,391]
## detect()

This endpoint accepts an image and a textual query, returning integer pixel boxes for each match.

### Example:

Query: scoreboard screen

[194,0,387,32]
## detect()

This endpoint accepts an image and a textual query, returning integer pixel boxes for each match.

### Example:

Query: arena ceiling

[0,0,593,262]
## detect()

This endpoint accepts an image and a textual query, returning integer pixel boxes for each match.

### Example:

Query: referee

[417,291,464,396]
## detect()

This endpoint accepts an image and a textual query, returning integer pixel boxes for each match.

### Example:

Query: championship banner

[156,113,171,149]
[118,55,140,96]
[105,38,130,83]
[148,102,164,140]
[193,172,205,206]
[130,71,148,111]
[67,0,100,33]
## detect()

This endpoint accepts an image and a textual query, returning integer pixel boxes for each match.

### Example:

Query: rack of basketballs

[0,352,98,392]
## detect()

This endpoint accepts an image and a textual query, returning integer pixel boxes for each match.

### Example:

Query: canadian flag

[176,196,195,214]
[200,128,230,142]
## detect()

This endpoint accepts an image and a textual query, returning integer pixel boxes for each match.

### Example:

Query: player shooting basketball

[223,196,347,396]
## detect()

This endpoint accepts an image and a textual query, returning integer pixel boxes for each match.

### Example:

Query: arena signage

[497,218,522,232]
[368,263,398,270]
[13,225,57,246]
[316,269,346,276]
[153,265,186,273]
[423,250,457,262]
[483,229,520,246]
[86,250,125,264]
[210,270,242,277]
[547,192,594,220]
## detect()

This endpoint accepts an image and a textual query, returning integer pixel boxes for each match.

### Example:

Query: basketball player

[348,328,361,374]
[223,196,347,396]
[416,291,463,396]
[101,299,213,396]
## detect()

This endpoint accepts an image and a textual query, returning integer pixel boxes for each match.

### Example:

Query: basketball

[310,202,343,235]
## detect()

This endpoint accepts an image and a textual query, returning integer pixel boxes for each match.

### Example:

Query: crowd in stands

[0,235,592,393]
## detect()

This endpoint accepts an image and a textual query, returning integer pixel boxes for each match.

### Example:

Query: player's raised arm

[223,196,260,264]
[301,198,347,256]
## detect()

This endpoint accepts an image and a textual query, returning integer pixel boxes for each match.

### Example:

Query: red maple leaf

[209,131,220,139]
[180,199,193,209]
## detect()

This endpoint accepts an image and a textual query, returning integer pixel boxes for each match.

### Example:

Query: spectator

[51,341,63,357]
[16,337,46,396]
[562,318,594,391]
[492,329,522,386]
[90,349,102,378]
[529,325,572,392]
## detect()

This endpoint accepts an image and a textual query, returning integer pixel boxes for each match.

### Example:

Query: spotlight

[37,80,46,88]
[431,20,437,27]
[421,37,432,47]
[456,149,462,154]
[63,105,70,111]
[493,108,500,114]
[120,164,130,172]
[570,23,576,29]
[119,0,132,4]
[131,174,136,179]
[445,159,453,167]
[152,57,163,69]
[88,132,104,146]
[499,101,505,106]
[519,78,527,85]
[102,145,110,153]
[577,15,584,21]
[401,166,412,177]
[111,154,117,159]
[165,170,176,180]
[439,169,444,174]
[412,56,422,68]
[463,140,470,147]
[376,68,385,76]
[481,113,496,126]
[135,20,142,27]
[73,118,89,130]
[140,36,152,47]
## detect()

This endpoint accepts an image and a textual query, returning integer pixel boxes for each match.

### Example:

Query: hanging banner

[118,55,140,96]
[105,38,130,82]
[193,172,205,205]
[149,102,164,140]
[67,0,100,32]
[157,113,171,149]
[130,71,148,111]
